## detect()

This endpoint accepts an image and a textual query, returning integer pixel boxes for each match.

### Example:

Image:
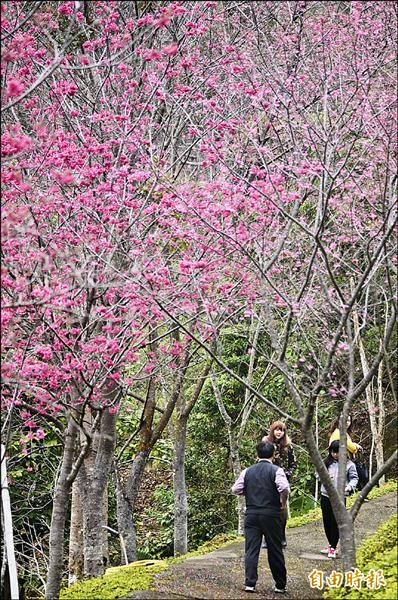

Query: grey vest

[244,460,281,516]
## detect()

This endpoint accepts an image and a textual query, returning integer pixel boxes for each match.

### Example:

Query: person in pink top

[232,441,290,594]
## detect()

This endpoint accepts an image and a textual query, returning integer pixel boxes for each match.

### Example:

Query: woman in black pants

[319,440,358,558]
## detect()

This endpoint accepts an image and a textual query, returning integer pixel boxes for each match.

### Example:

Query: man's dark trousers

[244,511,286,589]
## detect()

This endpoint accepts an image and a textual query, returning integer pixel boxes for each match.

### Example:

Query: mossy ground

[60,561,168,600]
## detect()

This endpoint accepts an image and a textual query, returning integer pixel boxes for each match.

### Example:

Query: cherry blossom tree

[1,1,397,595]
[155,0,397,570]
[1,2,262,593]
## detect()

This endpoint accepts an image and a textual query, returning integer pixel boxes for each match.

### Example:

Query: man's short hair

[256,441,275,459]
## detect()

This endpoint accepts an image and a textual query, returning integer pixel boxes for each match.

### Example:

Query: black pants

[320,495,342,549]
[244,512,287,589]
[263,509,287,544]
[280,508,287,542]
[354,460,369,490]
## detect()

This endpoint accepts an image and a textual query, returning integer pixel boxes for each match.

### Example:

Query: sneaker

[328,547,336,559]
[261,541,268,549]
[244,586,256,593]
[320,545,331,555]
[274,586,287,593]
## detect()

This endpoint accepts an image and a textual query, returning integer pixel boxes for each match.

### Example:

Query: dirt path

[125,492,396,599]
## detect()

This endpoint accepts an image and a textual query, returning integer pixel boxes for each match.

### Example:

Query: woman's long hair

[265,421,291,451]
[329,414,353,437]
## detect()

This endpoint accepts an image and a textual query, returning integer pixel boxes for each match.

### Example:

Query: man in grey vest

[232,441,289,594]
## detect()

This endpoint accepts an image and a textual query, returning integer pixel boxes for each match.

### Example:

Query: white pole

[1,444,19,599]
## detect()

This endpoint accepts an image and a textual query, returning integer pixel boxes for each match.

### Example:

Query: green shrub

[324,513,397,600]
[356,515,397,566]
[60,561,167,600]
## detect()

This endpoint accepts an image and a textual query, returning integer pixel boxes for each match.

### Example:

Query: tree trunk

[352,287,385,480]
[102,491,109,569]
[173,412,188,555]
[68,439,111,579]
[119,346,158,562]
[337,508,356,571]
[1,445,19,600]
[83,491,106,577]
[68,411,89,585]
[172,358,210,555]
[211,368,245,534]
[374,350,386,484]
[68,472,84,585]
[83,408,116,577]
[117,356,191,561]
[229,430,245,535]
[45,416,78,600]
[122,450,150,561]
[116,337,199,562]
[115,473,137,563]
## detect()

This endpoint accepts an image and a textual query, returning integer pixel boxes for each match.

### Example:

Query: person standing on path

[328,414,368,490]
[262,421,296,548]
[232,441,289,594]
[328,414,363,459]
[318,440,359,559]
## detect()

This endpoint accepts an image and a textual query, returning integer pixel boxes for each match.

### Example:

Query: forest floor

[125,491,397,600]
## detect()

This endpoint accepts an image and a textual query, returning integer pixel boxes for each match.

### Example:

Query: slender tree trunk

[375,351,386,485]
[68,410,89,585]
[229,430,245,535]
[115,474,137,563]
[173,412,188,555]
[170,352,209,556]
[119,375,155,561]
[211,368,245,534]
[352,300,385,479]
[314,396,319,506]
[211,317,261,535]
[102,491,109,569]
[122,450,150,561]
[45,416,78,600]
[119,341,158,561]
[68,472,84,585]
[1,445,19,600]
